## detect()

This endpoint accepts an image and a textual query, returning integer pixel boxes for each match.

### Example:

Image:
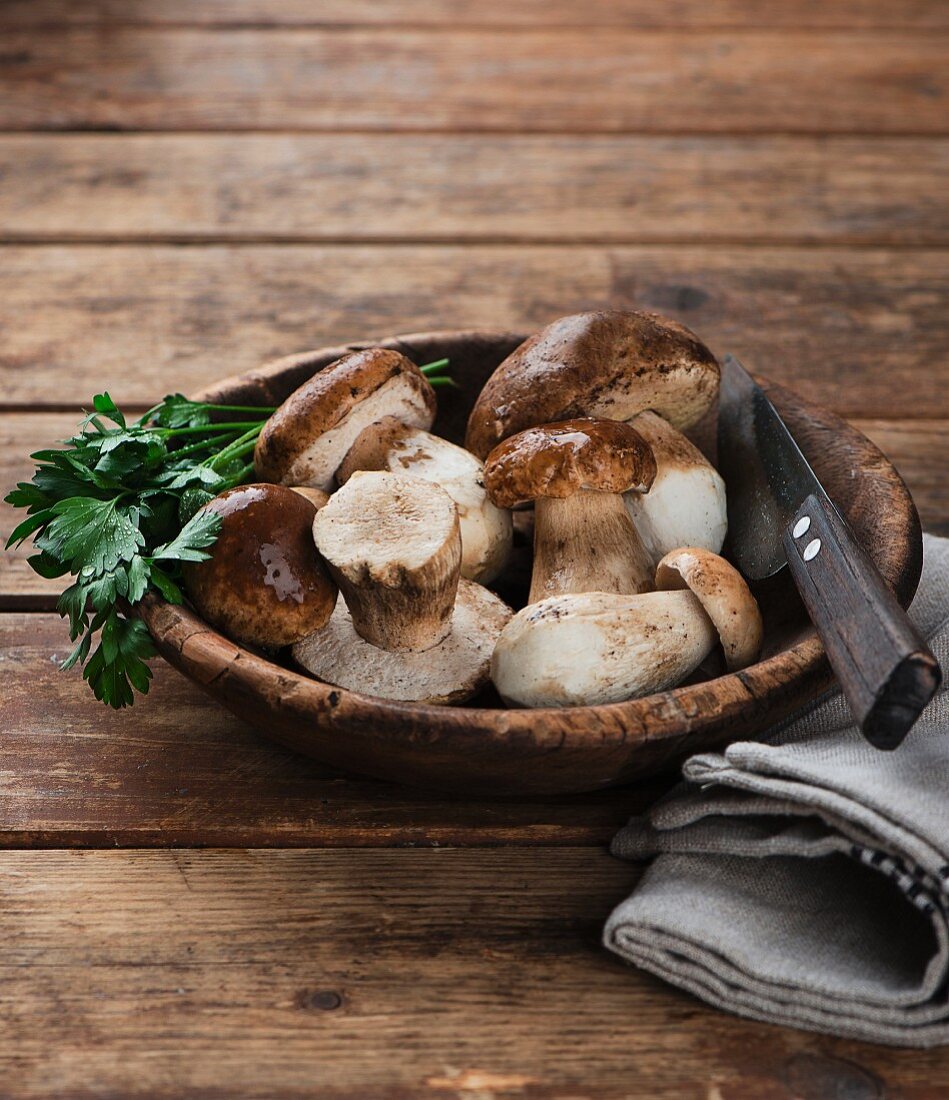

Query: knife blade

[717,354,940,749]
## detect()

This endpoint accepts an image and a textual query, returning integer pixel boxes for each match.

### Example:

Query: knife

[717,355,940,749]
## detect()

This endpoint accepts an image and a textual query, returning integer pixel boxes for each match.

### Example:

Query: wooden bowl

[139,331,923,796]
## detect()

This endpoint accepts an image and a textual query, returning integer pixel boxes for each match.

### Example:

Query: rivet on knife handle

[783,492,941,749]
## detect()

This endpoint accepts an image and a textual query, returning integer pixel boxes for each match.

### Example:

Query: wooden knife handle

[782,493,941,750]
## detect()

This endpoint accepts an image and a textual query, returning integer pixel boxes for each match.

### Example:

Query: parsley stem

[420,358,450,375]
[222,461,255,488]
[162,421,263,437]
[166,436,241,462]
[209,426,262,471]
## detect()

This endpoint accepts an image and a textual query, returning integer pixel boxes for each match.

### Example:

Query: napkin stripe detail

[850,845,937,913]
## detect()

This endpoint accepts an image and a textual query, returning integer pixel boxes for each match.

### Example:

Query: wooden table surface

[1,3,948,1096]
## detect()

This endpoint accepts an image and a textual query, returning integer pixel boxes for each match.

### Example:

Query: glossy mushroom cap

[655,547,763,671]
[623,411,727,563]
[466,310,720,460]
[182,484,337,648]
[253,348,437,491]
[482,418,657,509]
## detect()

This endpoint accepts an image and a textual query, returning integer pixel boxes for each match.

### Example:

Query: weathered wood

[131,333,923,796]
[1,29,946,133]
[0,245,946,417]
[2,134,947,245]
[3,847,948,1099]
[5,0,948,30]
[858,421,949,537]
[0,612,655,847]
[5,413,947,607]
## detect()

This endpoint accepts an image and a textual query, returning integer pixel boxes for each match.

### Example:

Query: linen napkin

[604,533,949,1047]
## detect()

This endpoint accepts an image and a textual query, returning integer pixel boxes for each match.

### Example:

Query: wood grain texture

[0,28,946,133]
[5,413,948,606]
[1,245,946,416]
[2,134,947,245]
[0,612,655,847]
[5,0,948,30]
[3,847,948,1100]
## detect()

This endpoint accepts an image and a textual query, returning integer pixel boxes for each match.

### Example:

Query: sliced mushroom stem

[298,470,512,704]
[530,490,654,603]
[312,471,461,654]
[339,417,513,585]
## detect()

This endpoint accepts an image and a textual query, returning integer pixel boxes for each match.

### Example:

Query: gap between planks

[0,610,662,850]
[0,28,946,134]
[0,244,945,417]
[4,0,949,31]
[2,847,948,1100]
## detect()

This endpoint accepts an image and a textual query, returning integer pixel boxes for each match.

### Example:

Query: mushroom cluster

[182,309,763,710]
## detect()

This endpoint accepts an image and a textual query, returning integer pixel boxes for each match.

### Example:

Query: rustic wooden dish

[139,331,923,796]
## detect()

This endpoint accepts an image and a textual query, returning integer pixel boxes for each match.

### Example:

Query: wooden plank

[855,421,949,538]
[2,134,947,245]
[5,413,948,607]
[0,612,654,848]
[0,29,946,134]
[5,0,948,31]
[0,245,945,417]
[3,847,948,1099]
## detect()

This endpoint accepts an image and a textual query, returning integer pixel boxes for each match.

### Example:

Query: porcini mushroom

[255,348,436,492]
[491,548,762,708]
[623,410,727,562]
[255,348,511,583]
[293,471,512,704]
[491,590,717,709]
[337,416,512,584]
[655,546,763,671]
[482,418,657,603]
[182,484,337,648]
[466,310,720,460]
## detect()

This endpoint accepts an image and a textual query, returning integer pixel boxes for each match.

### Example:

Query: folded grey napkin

[605,533,949,1047]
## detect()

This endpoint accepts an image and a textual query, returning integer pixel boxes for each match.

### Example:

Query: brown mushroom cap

[465,310,720,460]
[482,417,656,509]
[655,547,763,671]
[182,484,337,648]
[254,348,437,490]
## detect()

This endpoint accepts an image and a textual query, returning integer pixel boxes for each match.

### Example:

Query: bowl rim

[140,329,923,757]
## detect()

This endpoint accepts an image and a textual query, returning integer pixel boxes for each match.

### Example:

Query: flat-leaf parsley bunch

[4,360,453,708]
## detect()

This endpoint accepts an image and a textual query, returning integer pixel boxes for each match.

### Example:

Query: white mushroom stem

[312,471,461,653]
[491,590,718,709]
[339,417,512,584]
[530,490,654,604]
[623,411,727,563]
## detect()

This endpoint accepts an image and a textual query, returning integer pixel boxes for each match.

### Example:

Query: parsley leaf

[4,390,273,708]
